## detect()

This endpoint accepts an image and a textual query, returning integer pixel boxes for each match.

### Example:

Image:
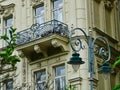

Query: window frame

[3,16,13,46]
[4,17,13,34]
[54,65,66,90]
[34,3,45,24]
[3,79,13,90]
[52,0,63,22]
[34,69,46,90]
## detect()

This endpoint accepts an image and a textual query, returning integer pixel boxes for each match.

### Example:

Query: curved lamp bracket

[70,28,88,52]
[92,36,111,63]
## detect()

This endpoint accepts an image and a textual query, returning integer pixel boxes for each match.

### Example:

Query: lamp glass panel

[72,64,80,72]
[102,72,110,80]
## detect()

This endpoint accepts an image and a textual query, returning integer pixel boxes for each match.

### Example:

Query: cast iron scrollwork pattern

[92,36,111,63]
[69,28,88,52]
[17,20,69,45]
[69,28,111,64]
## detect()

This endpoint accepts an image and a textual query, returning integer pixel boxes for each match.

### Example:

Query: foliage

[66,84,75,90]
[113,56,120,69]
[112,56,120,90]
[0,27,20,67]
[112,84,120,90]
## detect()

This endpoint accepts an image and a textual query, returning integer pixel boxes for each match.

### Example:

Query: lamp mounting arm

[70,28,88,52]
[92,36,111,63]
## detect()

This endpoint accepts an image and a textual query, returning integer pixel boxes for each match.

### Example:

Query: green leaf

[113,58,120,68]
[0,27,20,66]
[5,48,14,55]
[9,30,13,38]
[0,34,9,40]
[66,84,75,90]
[112,84,120,90]
[10,27,16,33]
[0,51,6,57]
[8,55,20,65]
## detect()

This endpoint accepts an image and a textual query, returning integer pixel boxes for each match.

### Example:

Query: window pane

[34,5,45,24]
[4,17,13,46]
[36,82,46,90]
[35,6,44,16]
[35,70,46,81]
[54,65,66,90]
[4,18,13,39]
[55,78,61,90]
[5,80,13,90]
[53,0,62,9]
[5,18,13,27]
[61,77,66,90]
[55,65,65,76]
[53,0,63,21]
[35,70,46,90]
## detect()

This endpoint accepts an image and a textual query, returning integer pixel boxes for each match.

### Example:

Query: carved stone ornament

[51,39,68,51]
[94,0,101,3]
[104,0,114,10]
[0,3,15,17]
[30,0,44,6]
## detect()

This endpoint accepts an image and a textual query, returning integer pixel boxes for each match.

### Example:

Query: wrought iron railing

[17,20,69,45]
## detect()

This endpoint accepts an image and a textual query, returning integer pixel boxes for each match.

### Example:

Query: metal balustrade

[17,20,69,45]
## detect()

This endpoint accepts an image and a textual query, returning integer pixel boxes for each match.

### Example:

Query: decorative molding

[30,0,44,6]
[68,77,83,85]
[34,45,41,53]
[93,27,119,43]
[104,0,114,10]
[51,39,69,51]
[68,77,82,82]
[0,3,15,17]
[17,50,25,58]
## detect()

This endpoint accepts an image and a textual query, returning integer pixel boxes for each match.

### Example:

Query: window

[5,17,13,36]
[54,65,66,90]
[34,4,45,24]
[4,80,13,90]
[52,0,63,22]
[34,70,46,90]
[4,17,13,46]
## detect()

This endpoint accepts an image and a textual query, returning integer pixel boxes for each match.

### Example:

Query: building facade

[0,0,120,90]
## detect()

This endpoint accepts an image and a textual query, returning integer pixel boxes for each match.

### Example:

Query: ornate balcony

[17,19,69,45]
[16,20,69,61]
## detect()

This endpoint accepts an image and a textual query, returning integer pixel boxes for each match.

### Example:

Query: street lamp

[67,28,113,90]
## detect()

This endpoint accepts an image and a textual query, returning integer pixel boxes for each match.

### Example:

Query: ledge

[29,51,69,65]
[16,34,69,50]
[93,27,119,43]
[68,77,82,82]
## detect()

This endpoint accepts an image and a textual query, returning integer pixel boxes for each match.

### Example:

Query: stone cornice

[30,0,44,7]
[0,3,15,17]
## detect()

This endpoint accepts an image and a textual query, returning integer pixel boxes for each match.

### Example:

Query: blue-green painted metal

[67,52,85,64]
[67,28,112,90]
[98,63,112,74]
